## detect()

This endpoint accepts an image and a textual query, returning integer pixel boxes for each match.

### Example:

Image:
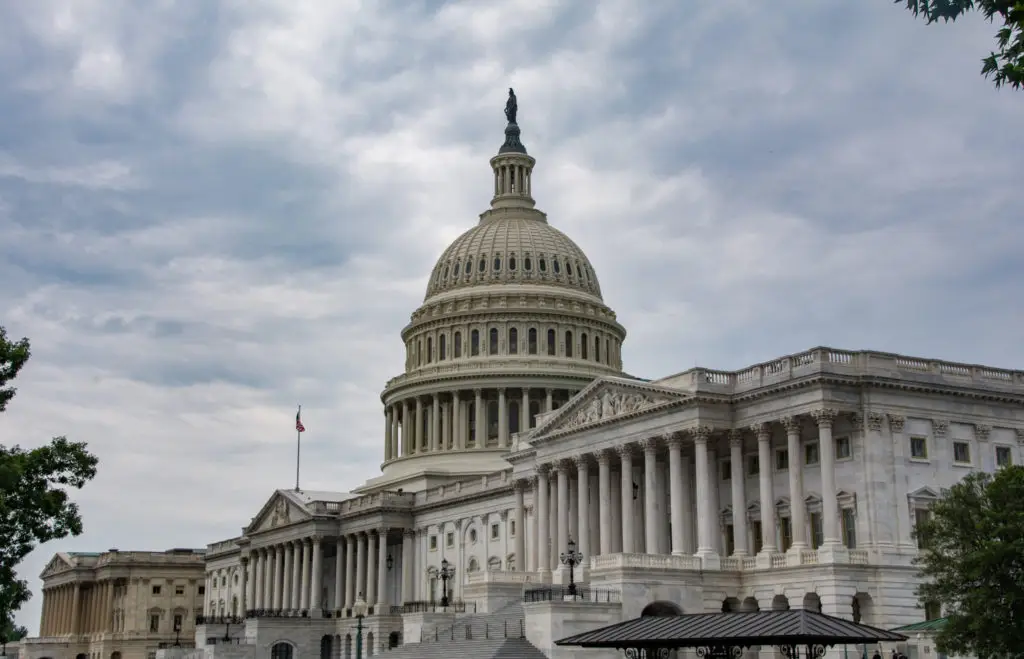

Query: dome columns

[490,152,536,210]
[381,385,580,464]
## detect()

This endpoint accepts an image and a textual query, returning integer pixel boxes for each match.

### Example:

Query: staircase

[425,602,527,642]
[380,602,547,658]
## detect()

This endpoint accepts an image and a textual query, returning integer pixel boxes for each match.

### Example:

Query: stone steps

[425,602,526,643]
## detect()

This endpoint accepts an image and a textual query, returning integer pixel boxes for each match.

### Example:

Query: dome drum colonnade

[511,409,864,576]
[381,90,627,467]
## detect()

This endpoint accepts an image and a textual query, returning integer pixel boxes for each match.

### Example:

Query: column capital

[811,408,837,428]
[665,433,683,450]
[335,536,345,546]
[615,442,635,458]
[866,412,885,432]
[1015,428,1024,445]
[497,387,506,395]
[688,424,713,442]
[932,419,949,437]
[572,455,589,470]
[888,414,906,433]
[514,478,530,492]
[974,424,992,442]
[729,434,743,450]
[597,448,614,464]
[310,534,323,544]
[536,463,551,477]
[377,527,390,536]
[750,422,770,439]
[403,528,416,538]
[781,416,801,433]
[556,458,573,473]
[848,411,863,427]
[642,436,659,452]
[240,556,249,565]
[473,388,483,396]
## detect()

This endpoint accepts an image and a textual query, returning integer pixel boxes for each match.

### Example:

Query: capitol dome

[368,90,629,493]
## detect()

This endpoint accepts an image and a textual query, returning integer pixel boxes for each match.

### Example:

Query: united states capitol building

[21,95,1024,659]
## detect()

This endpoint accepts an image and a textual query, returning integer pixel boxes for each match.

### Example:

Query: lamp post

[560,538,583,597]
[353,595,368,659]
[438,558,456,608]
[222,616,234,643]
[386,554,394,571]
[173,619,182,647]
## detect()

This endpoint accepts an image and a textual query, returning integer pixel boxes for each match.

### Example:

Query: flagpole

[295,404,301,492]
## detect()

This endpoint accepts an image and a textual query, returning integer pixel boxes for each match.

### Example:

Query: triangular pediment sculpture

[247,490,311,534]
[534,378,688,438]
[40,553,74,579]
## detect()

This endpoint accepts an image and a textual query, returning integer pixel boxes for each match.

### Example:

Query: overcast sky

[2,0,1022,633]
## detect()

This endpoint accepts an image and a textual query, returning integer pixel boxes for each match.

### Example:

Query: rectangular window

[173,614,183,631]
[510,520,516,536]
[491,523,500,540]
[198,586,205,595]
[915,508,932,549]
[910,436,928,459]
[953,441,971,464]
[996,445,1013,467]
[429,535,438,550]
[446,532,454,548]
[775,448,789,471]
[809,512,824,549]
[751,520,763,554]
[152,585,161,595]
[528,328,537,354]
[835,436,852,460]
[841,508,857,549]
[150,614,160,632]
[924,601,942,620]
[780,517,793,552]
[175,585,185,595]
[721,460,732,481]
[804,443,820,466]
[725,524,735,556]
[746,454,759,476]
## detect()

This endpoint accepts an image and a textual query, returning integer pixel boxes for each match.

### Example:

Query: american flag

[295,408,305,433]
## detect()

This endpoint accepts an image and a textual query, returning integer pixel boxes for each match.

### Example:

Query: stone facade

[20,549,206,659]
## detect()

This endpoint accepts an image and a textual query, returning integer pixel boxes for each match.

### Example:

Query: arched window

[509,255,517,270]
[546,329,556,356]
[489,328,499,355]
[493,256,502,272]
[565,330,573,358]
[566,261,573,276]
[479,257,486,273]
[454,331,462,358]
[508,328,518,355]
[581,332,588,359]
[426,337,433,363]
[271,643,294,659]
[471,330,480,356]
[524,257,532,271]
[439,334,447,360]
[417,340,423,365]
[320,635,333,659]
[605,338,610,364]
[528,328,537,354]
[466,258,473,274]
[488,556,502,571]
[594,336,601,362]
[553,258,561,274]
[453,261,461,276]
[539,258,547,272]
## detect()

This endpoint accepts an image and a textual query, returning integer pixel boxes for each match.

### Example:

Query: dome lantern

[490,88,536,211]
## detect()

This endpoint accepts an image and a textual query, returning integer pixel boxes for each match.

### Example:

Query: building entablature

[405,288,623,331]
[383,359,614,396]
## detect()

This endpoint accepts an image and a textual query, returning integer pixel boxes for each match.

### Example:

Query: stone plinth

[523,600,622,659]
[464,579,528,613]
[402,612,456,644]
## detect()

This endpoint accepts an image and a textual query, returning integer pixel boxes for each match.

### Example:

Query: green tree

[1,611,29,641]
[0,328,99,634]
[898,0,1024,90]
[914,465,1024,658]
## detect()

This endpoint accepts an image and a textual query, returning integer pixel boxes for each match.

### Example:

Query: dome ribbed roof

[425,215,603,301]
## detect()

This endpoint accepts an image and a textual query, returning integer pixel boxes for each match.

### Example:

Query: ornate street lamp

[173,618,182,647]
[632,481,640,500]
[438,558,456,608]
[386,554,394,571]
[222,616,233,642]
[560,538,583,597]
[353,595,368,659]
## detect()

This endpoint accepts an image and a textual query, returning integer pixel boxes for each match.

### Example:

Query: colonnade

[39,581,113,636]
[383,387,578,461]
[516,409,853,569]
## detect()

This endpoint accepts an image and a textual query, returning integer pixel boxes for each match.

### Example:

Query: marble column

[385,406,393,461]
[643,438,660,554]
[667,434,686,555]
[414,397,424,454]
[70,583,81,634]
[556,461,570,560]
[431,396,441,452]
[441,401,450,451]
[729,431,748,556]
[754,423,777,553]
[254,551,265,609]
[693,427,714,556]
[281,543,293,610]
[783,416,808,550]
[300,539,311,610]
[498,388,508,447]
[402,530,415,604]
[536,466,551,576]
[366,532,378,606]
[291,542,303,609]
[890,415,913,548]
[334,538,345,610]
[401,400,410,456]
[274,545,285,609]
[391,408,401,458]
[575,457,590,563]
[310,536,323,612]
[356,532,368,600]
[514,481,527,571]
[545,389,553,412]
[618,445,635,553]
[813,408,841,547]
[345,534,356,608]
[377,529,389,609]
[474,389,484,448]
[597,449,613,555]
[520,388,530,432]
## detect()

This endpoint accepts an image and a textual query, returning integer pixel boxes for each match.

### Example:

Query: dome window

[566,262,573,276]
[489,328,499,355]
[524,257,532,271]
[508,328,518,355]
[581,333,588,359]
[454,331,463,358]
[509,255,517,271]
[546,329,556,356]
[564,330,573,358]
[440,334,447,360]
[539,258,547,272]
[427,337,433,363]
[493,256,502,272]
[466,258,473,274]
[471,330,480,356]
[443,265,450,279]
[454,261,461,276]
[553,259,561,274]
[528,328,538,354]
[479,258,487,273]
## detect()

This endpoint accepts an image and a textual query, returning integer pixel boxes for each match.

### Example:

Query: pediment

[533,378,689,438]
[40,553,74,579]
[908,486,940,502]
[247,490,311,534]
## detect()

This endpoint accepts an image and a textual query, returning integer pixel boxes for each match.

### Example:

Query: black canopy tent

[555,609,908,659]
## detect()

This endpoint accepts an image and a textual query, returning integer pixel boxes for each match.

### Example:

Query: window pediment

[908,486,940,508]
[837,490,857,509]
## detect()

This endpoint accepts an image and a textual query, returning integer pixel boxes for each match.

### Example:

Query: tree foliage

[914,465,1024,659]
[899,1,1024,89]
[0,612,28,642]
[0,328,99,632]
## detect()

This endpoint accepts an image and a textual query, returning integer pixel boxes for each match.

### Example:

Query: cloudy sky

[2,0,1022,632]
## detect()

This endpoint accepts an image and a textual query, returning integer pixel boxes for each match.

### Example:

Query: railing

[195,615,244,625]
[95,550,206,567]
[848,549,869,565]
[466,570,536,584]
[590,553,701,571]
[523,586,621,603]
[388,600,473,614]
[424,618,526,643]
[385,357,617,390]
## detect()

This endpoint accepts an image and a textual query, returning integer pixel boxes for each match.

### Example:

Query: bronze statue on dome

[505,88,518,124]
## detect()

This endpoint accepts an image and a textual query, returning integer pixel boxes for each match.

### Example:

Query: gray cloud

[1,0,1021,632]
